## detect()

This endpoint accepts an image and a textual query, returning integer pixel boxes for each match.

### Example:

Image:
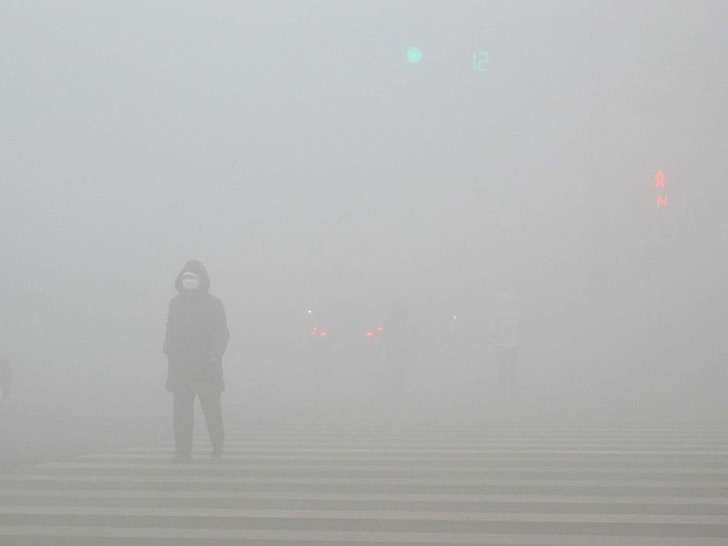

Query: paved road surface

[1,422,728,545]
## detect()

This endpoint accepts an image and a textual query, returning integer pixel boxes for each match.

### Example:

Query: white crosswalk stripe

[2,424,728,545]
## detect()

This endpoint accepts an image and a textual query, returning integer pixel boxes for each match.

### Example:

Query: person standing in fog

[494,291,520,398]
[381,301,417,408]
[164,260,229,463]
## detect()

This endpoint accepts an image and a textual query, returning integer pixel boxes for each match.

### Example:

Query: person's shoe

[172,453,192,464]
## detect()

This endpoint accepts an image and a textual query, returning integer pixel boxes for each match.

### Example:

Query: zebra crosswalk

[1,423,728,545]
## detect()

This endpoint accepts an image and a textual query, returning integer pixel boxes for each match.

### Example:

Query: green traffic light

[406,46,423,64]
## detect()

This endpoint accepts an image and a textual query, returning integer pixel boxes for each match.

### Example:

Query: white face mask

[182,277,200,290]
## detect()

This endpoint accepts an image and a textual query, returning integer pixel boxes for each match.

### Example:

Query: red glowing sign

[655,170,668,208]
[366,326,384,338]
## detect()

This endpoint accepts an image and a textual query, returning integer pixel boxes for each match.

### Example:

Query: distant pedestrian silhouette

[163,260,229,463]
[494,290,520,398]
[381,301,417,407]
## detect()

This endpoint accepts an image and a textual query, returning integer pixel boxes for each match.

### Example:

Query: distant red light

[655,170,666,189]
[366,331,375,337]
[656,195,668,208]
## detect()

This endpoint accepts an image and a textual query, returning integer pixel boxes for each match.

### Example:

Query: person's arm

[163,300,172,355]
[211,299,230,362]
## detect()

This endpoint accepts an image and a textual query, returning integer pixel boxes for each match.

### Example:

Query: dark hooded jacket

[163,260,229,394]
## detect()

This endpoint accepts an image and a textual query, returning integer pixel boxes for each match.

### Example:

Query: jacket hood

[175,259,211,293]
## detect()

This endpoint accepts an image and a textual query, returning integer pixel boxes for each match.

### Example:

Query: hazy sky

[1,1,726,418]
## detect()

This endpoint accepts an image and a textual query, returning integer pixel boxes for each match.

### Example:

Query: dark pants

[173,391,224,456]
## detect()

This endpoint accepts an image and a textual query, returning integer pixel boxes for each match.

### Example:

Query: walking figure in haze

[164,260,229,463]
[381,301,417,410]
[494,291,520,398]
